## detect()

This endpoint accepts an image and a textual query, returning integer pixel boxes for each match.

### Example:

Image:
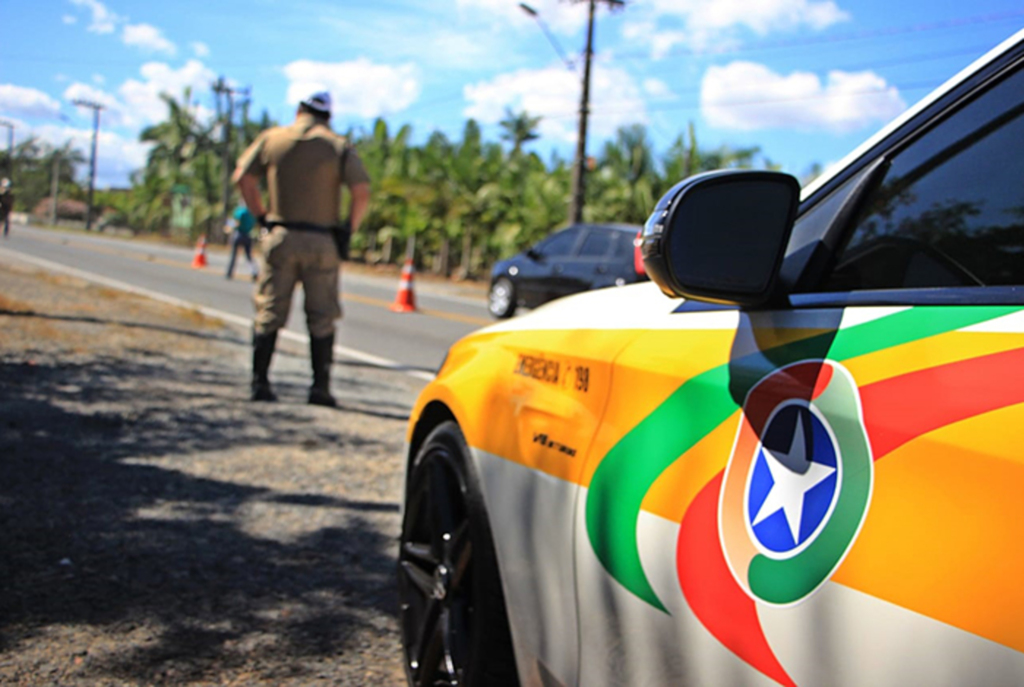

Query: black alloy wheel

[488,277,517,319]
[398,422,519,687]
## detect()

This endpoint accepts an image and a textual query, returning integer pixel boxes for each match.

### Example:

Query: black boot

[252,331,278,402]
[308,334,337,407]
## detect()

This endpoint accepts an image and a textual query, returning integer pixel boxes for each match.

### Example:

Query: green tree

[1,138,85,215]
[588,124,657,224]
[499,108,542,156]
[133,90,220,238]
[117,93,811,277]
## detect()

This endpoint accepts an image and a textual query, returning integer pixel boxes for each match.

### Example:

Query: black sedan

[487,223,645,318]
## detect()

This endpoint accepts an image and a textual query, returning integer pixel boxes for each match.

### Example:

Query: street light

[519,3,576,71]
[520,0,624,224]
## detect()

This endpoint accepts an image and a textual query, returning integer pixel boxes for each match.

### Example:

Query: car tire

[488,277,517,319]
[398,421,520,687]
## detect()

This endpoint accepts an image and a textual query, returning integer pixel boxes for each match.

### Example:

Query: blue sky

[2,0,1023,187]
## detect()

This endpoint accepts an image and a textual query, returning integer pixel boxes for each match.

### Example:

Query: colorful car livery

[398,28,1024,687]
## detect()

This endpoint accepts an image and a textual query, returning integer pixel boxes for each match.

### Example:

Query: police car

[398,28,1024,687]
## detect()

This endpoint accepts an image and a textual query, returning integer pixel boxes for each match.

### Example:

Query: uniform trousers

[254,227,341,339]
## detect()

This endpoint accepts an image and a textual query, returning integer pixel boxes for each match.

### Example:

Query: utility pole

[0,120,12,176]
[0,120,12,237]
[73,99,105,231]
[568,0,623,225]
[213,77,250,241]
[51,151,61,226]
[521,0,623,225]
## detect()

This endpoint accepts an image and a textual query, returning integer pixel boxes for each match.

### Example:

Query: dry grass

[0,292,31,312]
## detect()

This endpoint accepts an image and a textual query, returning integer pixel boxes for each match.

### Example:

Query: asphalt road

[0,222,492,377]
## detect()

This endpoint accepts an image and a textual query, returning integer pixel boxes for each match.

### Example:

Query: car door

[574,51,1024,686]
[556,227,616,298]
[517,226,582,308]
[607,229,640,285]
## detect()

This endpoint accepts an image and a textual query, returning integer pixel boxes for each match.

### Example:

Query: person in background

[232,91,371,406]
[225,203,259,281]
[0,178,13,238]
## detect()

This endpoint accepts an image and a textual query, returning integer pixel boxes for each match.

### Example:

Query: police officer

[232,91,371,406]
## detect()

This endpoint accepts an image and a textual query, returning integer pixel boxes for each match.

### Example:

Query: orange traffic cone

[191,235,208,269]
[390,258,417,312]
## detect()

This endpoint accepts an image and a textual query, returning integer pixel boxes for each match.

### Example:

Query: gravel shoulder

[0,253,421,685]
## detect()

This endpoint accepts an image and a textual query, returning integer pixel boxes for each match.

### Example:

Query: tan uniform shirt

[236,113,369,227]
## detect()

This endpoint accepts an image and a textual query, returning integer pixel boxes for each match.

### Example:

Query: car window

[578,229,614,258]
[535,228,581,258]
[610,231,632,259]
[820,65,1024,292]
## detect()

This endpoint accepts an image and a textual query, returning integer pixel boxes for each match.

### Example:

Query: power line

[613,9,1024,62]
[2,9,1017,70]
[548,80,943,121]
[537,41,991,122]
[610,44,991,113]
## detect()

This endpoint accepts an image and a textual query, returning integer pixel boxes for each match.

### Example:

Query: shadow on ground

[0,307,440,379]
[0,348,409,683]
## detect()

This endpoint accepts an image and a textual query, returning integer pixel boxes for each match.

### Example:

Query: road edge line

[0,246,435,382]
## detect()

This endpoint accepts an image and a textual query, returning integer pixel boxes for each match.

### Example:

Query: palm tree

[499,108,542,156]
[591,125,657,223]
[662,121,700,190]
[136,89,219,238]
[354,118,419,263]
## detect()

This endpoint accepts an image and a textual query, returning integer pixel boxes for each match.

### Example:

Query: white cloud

[123,23,177,56]
[0,84,62,119]
[69,0,122,34]
[463,62,647,143]
[410,31,495,70]
[92,74,106,85]
[191,41,210,58]
[119,60,217,126]
[283,58,421,119]
[62,14,77,25]
[64,82,129,127]
[456,0,586,34]
[60,61,214,131]
[6,60,220,187]
[650,0,848,34]
[628,0,849,57]
[643,78,673,100]
[701,61,906,133]
[34,123,150,188]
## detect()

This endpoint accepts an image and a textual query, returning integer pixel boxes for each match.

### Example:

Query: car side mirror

[640,170,800,307]
[526,247,543,262]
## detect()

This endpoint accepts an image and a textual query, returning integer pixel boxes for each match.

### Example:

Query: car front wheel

[488,277,517,319]
[398,421,519,686]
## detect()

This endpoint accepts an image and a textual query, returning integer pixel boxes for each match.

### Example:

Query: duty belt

[263,219,353,260]
[264,220,334,234]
